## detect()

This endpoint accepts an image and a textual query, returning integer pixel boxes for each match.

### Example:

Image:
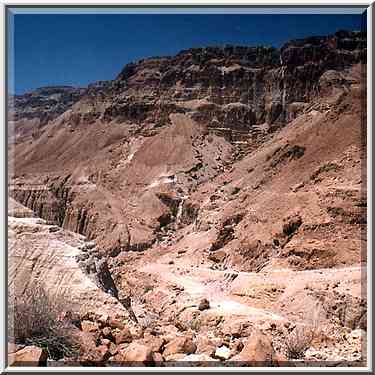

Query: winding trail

[141,262,285,321]
[142,261,366,322]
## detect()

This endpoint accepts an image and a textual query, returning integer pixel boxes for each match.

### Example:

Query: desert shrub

[284,325,315,359]
[310,162,340,181]
[190,317,202,332]
[8,285,79,360]
[284,304,321,359]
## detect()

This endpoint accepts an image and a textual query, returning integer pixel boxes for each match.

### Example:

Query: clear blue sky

[9,13,364,94]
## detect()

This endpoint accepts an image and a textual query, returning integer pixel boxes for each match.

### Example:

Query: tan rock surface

[163,336,197,357]
[9,346,48,367]
[8,203,127,319]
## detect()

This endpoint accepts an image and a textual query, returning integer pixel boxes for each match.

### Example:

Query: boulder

[129,325,144,340]
[82,241,96,251]
[80,347,107,364]
[74,330,97,349]
[214,346,231,360]
[179,309,201,326]
[229,339,245,356]
[195,336,216,356]
[222,320,252,338]
[230,331,281,366]
[97,314,110,327]
[141,334,166,353]
[48,225,60,233]
[9,345,48,366]
[62,310,82,329]
[108,351,125,364]
[163,336,197,357]
[208,250,227,263]
[8,343,25,354]
[199,314,225,328]
[198,298,210,311]
[96,344,111,362]
[114,327,133,345]
[80,311,99,322]
[76,331,103,364]
[346,328,366,344]
[109,317,126,330]
[120,342,154,366]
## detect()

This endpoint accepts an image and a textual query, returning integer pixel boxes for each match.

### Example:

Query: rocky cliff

[10,86,84,123]
[8,30,366,259]
[8,198,125,316]
[10,30,364,139]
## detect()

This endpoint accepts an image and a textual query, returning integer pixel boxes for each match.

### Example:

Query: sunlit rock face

[8,30,365,257]
[8,198,126,317]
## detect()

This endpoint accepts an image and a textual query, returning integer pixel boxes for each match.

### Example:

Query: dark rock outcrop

[9,86,84,121]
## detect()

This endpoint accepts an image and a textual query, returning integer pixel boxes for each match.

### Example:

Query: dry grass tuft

[285,325,315,359]
[8,284,79,360]
[284,303,322,359]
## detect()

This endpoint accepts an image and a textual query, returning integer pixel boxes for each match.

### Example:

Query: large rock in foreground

[230,331,285,366]
[9,345,48,367]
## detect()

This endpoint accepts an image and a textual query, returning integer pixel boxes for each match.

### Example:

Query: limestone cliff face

[10,31,364,138]
[9,177,122,253]
[8,198,126,316]
[103,30,364,129]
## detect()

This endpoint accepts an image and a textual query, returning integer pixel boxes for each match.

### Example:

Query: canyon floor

[8,198,367,367]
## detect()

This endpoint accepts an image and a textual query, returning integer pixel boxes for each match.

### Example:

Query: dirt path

[229,264,365,300]
[141,261,366,322]
[141,262,285,321]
